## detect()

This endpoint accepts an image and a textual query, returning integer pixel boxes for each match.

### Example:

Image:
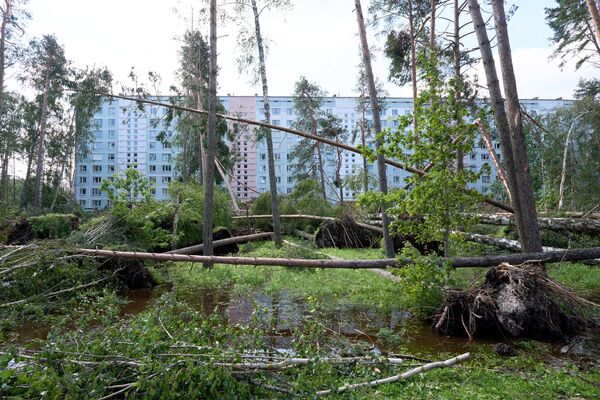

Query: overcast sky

[13,0,598,99]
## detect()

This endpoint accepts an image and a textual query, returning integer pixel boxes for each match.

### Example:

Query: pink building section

[226,96,259,202]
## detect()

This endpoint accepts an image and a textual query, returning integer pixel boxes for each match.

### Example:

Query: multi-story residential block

[75,96,571,209]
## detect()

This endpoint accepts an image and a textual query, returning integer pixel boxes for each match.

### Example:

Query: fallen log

[3,245,600,269]
[453,231,600,266]
[235,214,384,233]
[469,213,600,234]
[292,229,315,241]
[168,232,273,255]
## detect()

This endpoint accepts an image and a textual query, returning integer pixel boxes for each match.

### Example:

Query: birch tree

[229,0,292,247]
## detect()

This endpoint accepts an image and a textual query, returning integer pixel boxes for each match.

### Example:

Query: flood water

[5,286,599,366]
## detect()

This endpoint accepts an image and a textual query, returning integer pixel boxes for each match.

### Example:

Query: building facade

[75,96,570,210]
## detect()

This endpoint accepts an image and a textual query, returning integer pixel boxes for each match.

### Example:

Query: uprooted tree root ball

[315,215,380,249]
[432,263,598,339]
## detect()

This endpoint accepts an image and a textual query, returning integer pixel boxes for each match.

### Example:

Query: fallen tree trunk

[293,229,315,241]
[167,232,273,255]
[235,214,383,233]
[453,231,600,266]
[84,92,514,213]
[469,213,600,234]
[3,245,600,269]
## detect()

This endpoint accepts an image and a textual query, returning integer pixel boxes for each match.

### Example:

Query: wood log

[167,232,273,255]
[4,245,600,269]
[453,231,600,265]
[292,229,315,241]
[234,214,383,233]
[469,213,600,234]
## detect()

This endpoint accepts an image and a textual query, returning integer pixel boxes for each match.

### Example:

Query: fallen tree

[234,214,383,233]
[4,245,600,269]
[84,92,514,213]
[469,213,600,234]
[168,232,273,255]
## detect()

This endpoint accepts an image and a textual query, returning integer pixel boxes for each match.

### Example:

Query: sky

[13,0,597,100]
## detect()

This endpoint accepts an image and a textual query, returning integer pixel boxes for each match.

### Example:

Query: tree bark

[470,213,600,234]
[585,0,600,47]
[467,0,540,252]
[408,0,418,131]
[33,70,51,211]
[490,0,542,253]
[5,244,600,270]
[19,143,34,208]
[355,0,395,258]
[558,113,586,210]
[251,0,282,247]
[168,231,273,255]
[202,0,218,265]
[475,120,511,202]
[215,158,240,213]
[453,0,464,173]
[0,0,11,118]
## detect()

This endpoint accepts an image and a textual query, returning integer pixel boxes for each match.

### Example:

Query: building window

[79,177,87,183]
[108,119,116,127]
[108,154,115,161]
[481,154,490,160]
[93,118,102,127]
[149,142,156,149]
[260,154,266,160]
[92,200,102,207]
[79,165,87,172]
[162,176,172,183]
[393,176,400,183]
[79,199,87,207]
[274,154,280,160]
[482,175,491,183]
[108,107,116,115]
[286,108,293,115]
[91,188,101,197]
[108,142,116,149]
[150,165,156,172]
[93,176,102,183]
[93,165,102,172]
[272,108,280,115]
[259,176,267,184]
[79,188,87,195]
[260,165,266,172]
[287,177,293,183]
[108,130,115,138]
[162,165,171,172]
[149,153,156,161]
[162,153,171,161]
[161,188,168,195]
[162,142,172,149]
[149,176,157,183]
[108,165,115,172]
[93,142,102,150]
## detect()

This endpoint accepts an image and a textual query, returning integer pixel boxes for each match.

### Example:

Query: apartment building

[75,96,570,209]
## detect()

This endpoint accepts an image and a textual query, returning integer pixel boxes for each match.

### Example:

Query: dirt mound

[432,264,589,339]
[315,216,380,249]
[5,219,33,245]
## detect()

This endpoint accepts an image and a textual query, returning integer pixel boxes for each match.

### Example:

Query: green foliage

[361,54,482,246]
[28,213,78,239]
[100,166,153,210]
[280,179,334,230]
[545,0,600,70]
[392,249,451,316]
[526,81,600,211]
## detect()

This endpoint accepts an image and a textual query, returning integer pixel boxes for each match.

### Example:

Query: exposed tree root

[433,263,598,339]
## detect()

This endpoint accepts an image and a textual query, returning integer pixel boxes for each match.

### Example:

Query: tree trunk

[172,190,180,250]
[453,0,464,173]
[558,113,586,210]
[215,157,240,212]
[19,143,34,208]
[467,0,540,253]
[361,116,369,194]
[49,165,64,211]
[475,120,511,202]
[202,0,218,265]
[168,232,273,255]
[0,0,11,118]
[408,0,418,131]
[585,0,600,47]
[470,213,600,234]
[335,134,344,203]
[430,0,436,50]
[354,0,395,258]
[251,0,282,247]
[490,0,542,253]
[33,70,51,211]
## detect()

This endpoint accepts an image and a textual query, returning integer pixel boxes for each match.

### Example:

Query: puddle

[5,284,599,367]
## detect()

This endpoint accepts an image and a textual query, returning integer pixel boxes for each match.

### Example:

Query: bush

[28,214,79,240]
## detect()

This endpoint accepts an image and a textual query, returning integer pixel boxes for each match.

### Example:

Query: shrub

[28,214,79,240]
